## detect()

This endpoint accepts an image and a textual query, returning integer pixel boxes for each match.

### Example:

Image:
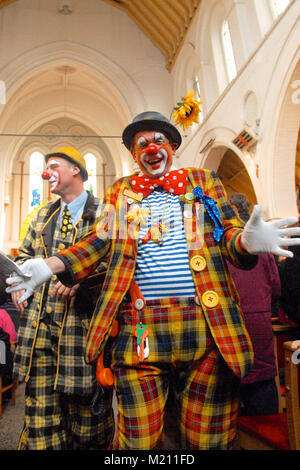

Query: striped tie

[61,205,73,239]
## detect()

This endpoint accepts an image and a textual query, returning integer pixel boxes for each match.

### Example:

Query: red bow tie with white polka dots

[130,169,188,198]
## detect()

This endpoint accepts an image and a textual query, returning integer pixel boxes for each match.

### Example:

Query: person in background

[227,193,280,415]
[0,303,17,346]
[0,326,14,398]
[0,276,17,401]
[278,187,300,325]
[0,276,19,334]
[8,147,114,450]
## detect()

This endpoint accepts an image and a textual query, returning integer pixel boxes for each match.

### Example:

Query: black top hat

[122,111,182,150]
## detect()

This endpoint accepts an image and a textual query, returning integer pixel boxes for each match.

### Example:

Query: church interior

[0,0,299,254]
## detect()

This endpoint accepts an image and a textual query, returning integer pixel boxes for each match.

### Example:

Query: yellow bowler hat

[45,147,88,182]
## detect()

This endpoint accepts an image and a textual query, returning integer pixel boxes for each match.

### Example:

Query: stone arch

[0,41,145,117]
[258,28,300,218]
[216,149,257,208]
[202,142,258,208]
[3,106,120,181]
[3,112,121,244]
[192,0,227,106]
[0,40,146,189]
[271,58,300,217]
[173,42,198,102]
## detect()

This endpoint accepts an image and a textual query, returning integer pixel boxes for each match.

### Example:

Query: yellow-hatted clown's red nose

[41,171,50,180]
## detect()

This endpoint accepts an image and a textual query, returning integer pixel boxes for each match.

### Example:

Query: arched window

[84,153,97,195]
[222,20,237,83]
[0,79,6,105]
[193,75,203,123]
[270,0,290,18]
[29,151,44,208]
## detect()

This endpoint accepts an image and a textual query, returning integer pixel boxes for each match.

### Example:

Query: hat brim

[45,152,88,182]
[122,119,182,150]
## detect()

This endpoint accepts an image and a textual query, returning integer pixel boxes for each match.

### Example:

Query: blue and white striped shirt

[134,189,196,299]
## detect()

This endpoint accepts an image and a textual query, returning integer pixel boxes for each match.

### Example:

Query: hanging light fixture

[57,1,73,15]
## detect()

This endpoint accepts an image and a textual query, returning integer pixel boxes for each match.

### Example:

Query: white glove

[6,258,53,303]
[241,205,300,258]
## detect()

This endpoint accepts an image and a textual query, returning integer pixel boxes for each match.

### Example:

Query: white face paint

[133,131,174,179]
[139,147,169,177]
[46,159,61,192]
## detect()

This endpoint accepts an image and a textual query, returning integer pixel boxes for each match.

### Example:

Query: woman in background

[227,193,280,416]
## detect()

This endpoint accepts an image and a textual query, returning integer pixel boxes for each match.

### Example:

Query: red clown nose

[145,144,159,155]
[41,171,50,180]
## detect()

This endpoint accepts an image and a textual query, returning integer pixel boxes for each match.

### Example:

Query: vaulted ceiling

[103,0,201,70]
[0,0,201,70]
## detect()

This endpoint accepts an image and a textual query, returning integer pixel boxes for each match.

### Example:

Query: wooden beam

[0,0,19,9]
[126,0,170,57]
[101,0,127,12]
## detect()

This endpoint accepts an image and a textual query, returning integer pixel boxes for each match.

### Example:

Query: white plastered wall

[0,0,173,251]
[171,0,300,220]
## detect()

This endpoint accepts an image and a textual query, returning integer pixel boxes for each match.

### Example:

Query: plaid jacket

[13,192,105,395]
[57,169,257,378]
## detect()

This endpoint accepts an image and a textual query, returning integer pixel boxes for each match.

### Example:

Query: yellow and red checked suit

[56,168,257,449]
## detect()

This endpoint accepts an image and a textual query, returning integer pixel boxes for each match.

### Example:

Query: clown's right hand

[11,290,27,313]
[241,205,300,257]
[6,258,53,304]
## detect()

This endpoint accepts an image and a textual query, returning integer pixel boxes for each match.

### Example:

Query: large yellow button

[32,320,37,328]
[58,243,65,250]
[202,291,219,308]
[190,255,207,272]
[46,306,52,314]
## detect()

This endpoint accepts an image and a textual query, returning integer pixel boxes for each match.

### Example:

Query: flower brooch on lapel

[125,206,149,226]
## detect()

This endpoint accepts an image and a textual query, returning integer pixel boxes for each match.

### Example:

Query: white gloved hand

[241,205,300,258]
[6,258,53,303]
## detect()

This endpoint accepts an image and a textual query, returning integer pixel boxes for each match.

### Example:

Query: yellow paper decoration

[172,90,202,130]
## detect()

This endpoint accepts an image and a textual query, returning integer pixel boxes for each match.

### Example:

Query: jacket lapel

[41,201,61,257]
[73,192,97,242]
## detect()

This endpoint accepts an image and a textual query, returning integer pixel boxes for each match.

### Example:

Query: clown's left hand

[50,281,80,300]
[241,205,300,258]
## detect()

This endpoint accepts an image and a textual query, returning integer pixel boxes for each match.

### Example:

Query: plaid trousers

[18,319,114,450]
[112,297,240,450]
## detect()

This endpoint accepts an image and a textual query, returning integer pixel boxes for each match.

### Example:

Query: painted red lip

[147,156,163,165]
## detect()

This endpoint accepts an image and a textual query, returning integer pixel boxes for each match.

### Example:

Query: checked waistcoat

[56,168,257,379]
